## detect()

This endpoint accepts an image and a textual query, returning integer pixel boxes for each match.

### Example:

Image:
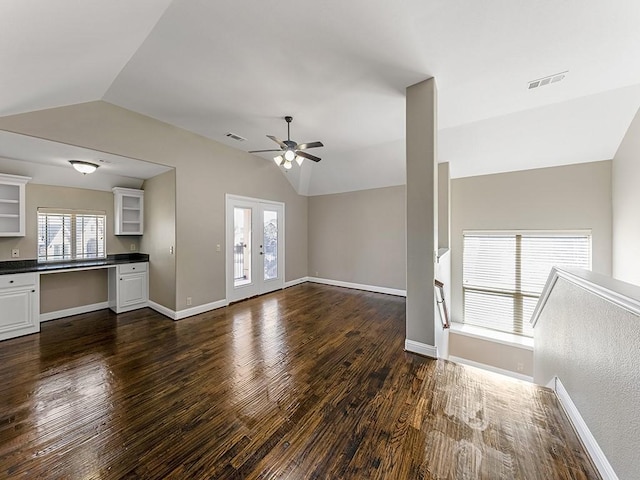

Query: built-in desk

[0,253,149,341]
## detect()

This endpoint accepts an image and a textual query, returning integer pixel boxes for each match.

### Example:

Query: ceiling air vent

[225,132,247,142]
[528,71,568,90]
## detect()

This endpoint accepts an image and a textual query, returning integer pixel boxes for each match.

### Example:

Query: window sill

[449,323,534,351]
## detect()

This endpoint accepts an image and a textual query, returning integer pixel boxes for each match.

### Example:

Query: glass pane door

[263,209,278,281]
[227,195,284,303]
[233,207,252,288]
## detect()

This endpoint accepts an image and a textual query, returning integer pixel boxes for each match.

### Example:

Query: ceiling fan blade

[296,150,321,162]
[267,135,287,149]
[296,141,324,150]
[249,149,283,153]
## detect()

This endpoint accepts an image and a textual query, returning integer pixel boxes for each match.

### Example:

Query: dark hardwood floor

[0,283,599,479]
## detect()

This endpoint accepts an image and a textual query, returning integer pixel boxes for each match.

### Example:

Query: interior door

[226,195,285,303]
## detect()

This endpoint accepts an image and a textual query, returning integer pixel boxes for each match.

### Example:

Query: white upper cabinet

[113,187,144,235]
[0,174,30,237]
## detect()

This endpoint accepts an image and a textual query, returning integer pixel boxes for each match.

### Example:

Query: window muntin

[462,231,591,337]
[38,209,106,262]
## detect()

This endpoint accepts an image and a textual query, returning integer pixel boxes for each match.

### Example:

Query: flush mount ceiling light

[69,160,99,174]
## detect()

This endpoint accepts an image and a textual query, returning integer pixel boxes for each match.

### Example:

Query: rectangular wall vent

[528,71,568,90]
[225,132,247,142]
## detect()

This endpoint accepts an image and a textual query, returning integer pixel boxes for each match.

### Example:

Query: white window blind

[462,232,591,337]
[38,209,106,262]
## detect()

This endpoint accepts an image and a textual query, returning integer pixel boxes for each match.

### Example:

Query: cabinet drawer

[0,273,36,289]
[118,262,147,274]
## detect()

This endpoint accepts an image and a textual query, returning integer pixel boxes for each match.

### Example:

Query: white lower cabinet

[108,263,148,313]
[0,273,39,341]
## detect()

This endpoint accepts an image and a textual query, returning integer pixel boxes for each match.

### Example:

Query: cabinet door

[118,273,147,307]
[0,288,36,337]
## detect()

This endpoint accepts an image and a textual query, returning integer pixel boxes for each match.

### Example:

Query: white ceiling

[1,0,640,194]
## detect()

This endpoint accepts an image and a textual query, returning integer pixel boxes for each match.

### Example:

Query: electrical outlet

[216,244,221,252]
[130,244,136,251]
[169,246,174,254]
[186,297,192,306]
[11,249,19,258]
[516,362,524,372]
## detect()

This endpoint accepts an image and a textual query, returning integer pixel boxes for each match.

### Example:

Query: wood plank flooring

[0,283,599,479]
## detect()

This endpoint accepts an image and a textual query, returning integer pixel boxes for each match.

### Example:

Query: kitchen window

[38,208,106,262]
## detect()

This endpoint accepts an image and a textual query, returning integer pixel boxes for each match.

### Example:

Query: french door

[226,195,285,303]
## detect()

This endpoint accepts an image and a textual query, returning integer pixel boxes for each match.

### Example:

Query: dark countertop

[0,253,149,275]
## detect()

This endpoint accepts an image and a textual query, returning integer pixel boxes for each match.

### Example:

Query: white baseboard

[284,277,309,288]
[308,277,406,297]
[148,299,229,321]
[449,355,533,383]
[40,301,109,322]
[552,377,618,480]
[405,339,438,358]
[147,300,177,320]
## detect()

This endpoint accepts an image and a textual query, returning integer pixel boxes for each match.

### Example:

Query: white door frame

[225,194,285,303]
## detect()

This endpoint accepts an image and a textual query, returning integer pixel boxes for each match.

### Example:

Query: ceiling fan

[249,116,323,169]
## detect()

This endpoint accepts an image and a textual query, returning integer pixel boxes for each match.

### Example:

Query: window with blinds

[462,232,591,337]
[38,209,106,262]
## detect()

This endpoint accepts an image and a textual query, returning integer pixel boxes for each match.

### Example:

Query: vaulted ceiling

[2,0,640,195]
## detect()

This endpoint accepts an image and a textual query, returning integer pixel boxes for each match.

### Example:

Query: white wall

[612,106,640,286]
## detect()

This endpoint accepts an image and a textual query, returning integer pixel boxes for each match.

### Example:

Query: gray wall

[40,270,108,314]
[141,169,176,310]
[534,273,640,479]
[613,106,640,286]
[0,101,308,312]
[438,162,450,250]
[451,160,613,323]
[308,185,406,290]
[406,78,438,348]
[449,160,612,373]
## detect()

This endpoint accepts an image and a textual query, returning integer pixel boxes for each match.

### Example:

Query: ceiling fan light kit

[249,116,324,168]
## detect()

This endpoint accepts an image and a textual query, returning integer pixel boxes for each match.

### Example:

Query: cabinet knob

[9,280,14,283]
[132,267,135,270]
[120,278,123,281]
[32,290,35,293]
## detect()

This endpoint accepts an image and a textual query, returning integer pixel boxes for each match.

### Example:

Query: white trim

[175,299,228,320]
[284,277,309,288]
[40,301,109,322]
[404,339,437,358]
[552,377,619,480]
[450,322,534,351]
[449,355,533,382]
[308,277,406,297]
[463,228,592,236]
[531,267,640,327]
[148,299,228,321]
[147,300,178,320]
